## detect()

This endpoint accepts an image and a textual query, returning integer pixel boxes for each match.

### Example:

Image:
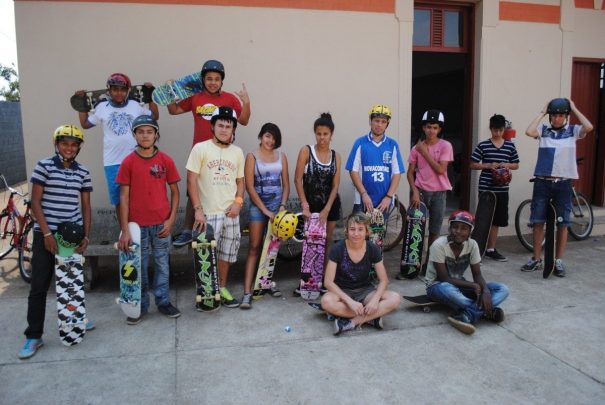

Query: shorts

[205,214,241,263]
[309,194,341,222]
[481,191,509,227]
[419,190,447,235]
[103,164,121,206]
[530,178,572,227]
[248,201,280,223]
[342,285,376,303]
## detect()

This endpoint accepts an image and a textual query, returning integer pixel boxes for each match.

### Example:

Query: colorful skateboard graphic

[70,85,154,113]
[192,225,221,309]
[399,202,428,279]
[252,222,281,299]
[115,222,142,319]
[543,202,557,279]
[471,191,497,257]
[368,209,385,281]
[152,72,204,106]
[299,213,327,300]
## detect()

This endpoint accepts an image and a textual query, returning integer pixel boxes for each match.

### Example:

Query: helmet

[492,167,512,186]
[547,98,571,114]
[53,124,84,144]
[422,109,445,126]
[369,104,392,120]
[106,73,131,89]
[211,106,238,129]
[131,115,159,134]
[201,59,225,80]
[272,211,299,240]
[56,222,84,248]
[448,210,475,231]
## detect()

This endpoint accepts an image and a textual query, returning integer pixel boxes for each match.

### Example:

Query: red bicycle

[0,173,34,283]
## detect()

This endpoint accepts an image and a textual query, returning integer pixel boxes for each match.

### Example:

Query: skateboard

[54,231,87,346]
[252,222,280,300]
[115,222,142,319]
[399,202,428,279]
[543,202,557,279]
[402,295,439,313]
[152,72,204,106]
[308,302,336,321]
[192,225,221,309]
[70,85,154,113]
[368,209,385,281]
[471,191,497,257]
[299,213,327,300]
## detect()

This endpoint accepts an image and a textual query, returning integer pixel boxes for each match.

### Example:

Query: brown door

[570,60,602,202]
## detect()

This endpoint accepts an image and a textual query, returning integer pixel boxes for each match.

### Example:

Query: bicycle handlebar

[0,173,29,199]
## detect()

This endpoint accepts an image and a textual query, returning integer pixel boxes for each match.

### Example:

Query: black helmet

[422,109,445,126]
[56,222,84,247]
[201,59,225,80]
[211,106,238,129]
[547,98,571,114]
[131,115,159,134]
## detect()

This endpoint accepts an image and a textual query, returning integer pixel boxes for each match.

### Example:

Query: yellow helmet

[369,104,392,120]
[53,124,84,144]
[272,211,299,240]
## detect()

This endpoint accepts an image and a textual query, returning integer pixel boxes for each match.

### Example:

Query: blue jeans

[427,281,509,323]
[140,224,171,312]
[530,178,572,226]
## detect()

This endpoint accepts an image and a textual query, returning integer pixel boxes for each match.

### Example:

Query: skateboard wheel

[81,257,85,265]
[271,281,276,288]
[423,306,431,313]
[113,242,119,250]
[210,240,217,248]
[196,295,202,303]
[115,297,120,304]
[191,241,198,249]
[214,293,221,301]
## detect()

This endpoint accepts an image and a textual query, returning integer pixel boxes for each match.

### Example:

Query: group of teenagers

[18,59,595,359]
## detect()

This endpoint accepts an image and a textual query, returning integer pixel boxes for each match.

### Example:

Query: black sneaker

[333,317,355,336]
[293,287,301,297]
[485,249,507,262]
[220,288,240,308]
[365,317,384,330]
[196,301,220,312]
[447,313,476,335]
[482,307,505,323]
[521,257,542,272]
[158,303,181,318]
[126,314,144,325]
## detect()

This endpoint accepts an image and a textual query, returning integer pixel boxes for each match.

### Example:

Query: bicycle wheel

[515,199,535,252]
[18,221,34,283]
[383,200,406,252]
[568,192,593,241]
[0,212,17,259]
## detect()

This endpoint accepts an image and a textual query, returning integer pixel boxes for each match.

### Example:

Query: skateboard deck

[54,235,87,346]
[70,85,154,113]
[115,222,142,319]
[471,191,497,257]
[299,213,327,300]
[368,209,385,282]
[252,222,281,300]
[399,202,428,279]
[402,295,439,313]
[152,72,204,106]
[543,202,557,279]
[192,225,221,309]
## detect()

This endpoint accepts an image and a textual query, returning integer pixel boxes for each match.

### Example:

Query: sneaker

[196,301,220,312]
[333,317,355,336]
[158,303,181,318]
[85,320,96,331]
[521,257,542,272]
[293,287,301,297]
[395,272,408,280]
[482,307,505,323]
[126,315,144,325]
[554,259,566,277]
[240,293,252,309]
[269,287,282,298]
[18,338,44,359]
[220,288,240,308]
[173,230,193,247]
[485,249,507,262]
[447,313,476,335]
[365,317,384,330]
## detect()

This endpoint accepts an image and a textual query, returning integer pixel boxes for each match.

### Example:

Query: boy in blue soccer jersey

[346,104,405,217]
[470,114,519,262]
[18,125,93,359]
[522,98,593,276]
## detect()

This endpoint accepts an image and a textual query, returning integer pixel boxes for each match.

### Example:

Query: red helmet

[449,210,475,230]
[106,73,131,89]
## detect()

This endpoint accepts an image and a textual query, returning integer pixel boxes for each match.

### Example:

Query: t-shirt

[185,140,245,214]
[329,240,382,290]
[534,123,584,179]
[116,149,180,226]
[30,155,93,231]
[424,235,481,287]
[177,91,242,146]
[87,100,151,166]
[471,139,520,192]
[409,139,453,192]
[345,133,405,206]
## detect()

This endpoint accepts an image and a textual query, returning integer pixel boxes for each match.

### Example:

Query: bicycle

[515,178,594,252]
[0,173,35,283]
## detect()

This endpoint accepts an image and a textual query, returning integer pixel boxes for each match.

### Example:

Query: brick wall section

[0,102,26,188]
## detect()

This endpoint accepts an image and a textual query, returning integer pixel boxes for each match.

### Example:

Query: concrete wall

[0,102,26,187]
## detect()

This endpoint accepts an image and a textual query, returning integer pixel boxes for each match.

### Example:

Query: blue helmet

[131,115,159,134]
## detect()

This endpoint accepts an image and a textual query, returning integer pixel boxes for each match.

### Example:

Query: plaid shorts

[206,214,241,263]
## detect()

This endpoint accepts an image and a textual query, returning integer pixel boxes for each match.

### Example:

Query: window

[413,5,469,52]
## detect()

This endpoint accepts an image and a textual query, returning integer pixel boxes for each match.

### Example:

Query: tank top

[253,151,283,206]
[303,145,336,211]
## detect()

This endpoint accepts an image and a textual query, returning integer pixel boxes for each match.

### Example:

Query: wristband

[234,196,244,207]
[83,236,90,242]
[386,194,393,199]
[302,202,310,210]
[194,205,203,211]
[43,232,52,238]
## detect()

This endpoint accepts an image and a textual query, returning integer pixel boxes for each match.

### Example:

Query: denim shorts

[249,201,280,223]
[103,164,121,206]
[419,190,447,235]
[530,178,572,227]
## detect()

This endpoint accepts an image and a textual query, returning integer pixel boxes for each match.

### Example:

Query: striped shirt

[471,139,519,192]
[30,155,93,231]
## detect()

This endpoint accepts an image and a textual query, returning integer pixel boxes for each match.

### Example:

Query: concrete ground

[0,177,604,404]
